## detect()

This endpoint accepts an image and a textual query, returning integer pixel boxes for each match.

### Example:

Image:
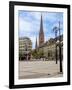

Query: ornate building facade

[19,37,32,60]
[36,35,63,60]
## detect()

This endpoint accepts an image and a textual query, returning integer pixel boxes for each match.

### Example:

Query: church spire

[39,15,44,46]
[39,15,44,34]
[35,37,37,49]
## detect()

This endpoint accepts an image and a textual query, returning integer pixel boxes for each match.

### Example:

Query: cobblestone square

[19,60,63,79]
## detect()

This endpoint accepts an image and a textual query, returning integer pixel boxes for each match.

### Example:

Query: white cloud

[25,12,41,21]
[19,16,40,34]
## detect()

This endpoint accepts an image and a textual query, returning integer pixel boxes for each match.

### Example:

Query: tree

[31,50,38,59]
[19,53,23,61]
[31,49,44,60]
[38,50,44,60]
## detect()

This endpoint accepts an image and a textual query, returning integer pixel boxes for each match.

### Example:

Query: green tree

[19,53,23,61]
[31,50,38,59]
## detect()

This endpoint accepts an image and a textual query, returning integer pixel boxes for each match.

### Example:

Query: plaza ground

[19,60,63,79]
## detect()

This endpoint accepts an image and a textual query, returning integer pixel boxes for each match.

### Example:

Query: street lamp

[25,43,28,61]
[53,21,63,72]
[53,26,58,64]
[59,21,62,72]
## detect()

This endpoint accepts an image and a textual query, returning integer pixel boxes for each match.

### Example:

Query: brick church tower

[39,15,44,46]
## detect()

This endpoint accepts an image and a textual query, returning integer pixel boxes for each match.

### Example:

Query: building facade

[19,37,32,60]
[37,35,63,60]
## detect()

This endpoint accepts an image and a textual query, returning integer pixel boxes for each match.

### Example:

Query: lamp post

[25,43,28,61]
[59,21,62,72]
[53,27,58,64]
[53,21,62,72]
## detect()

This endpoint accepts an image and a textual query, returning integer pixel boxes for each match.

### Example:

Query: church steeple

[35,37,37,49]
[39,15,44,34]
[39,15,44,46]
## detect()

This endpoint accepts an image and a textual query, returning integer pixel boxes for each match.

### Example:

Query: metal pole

[26,44,28,61]
[55,31,57,64]
[53,27,58,64]
[59,21,62,72]
[56,45,57,64]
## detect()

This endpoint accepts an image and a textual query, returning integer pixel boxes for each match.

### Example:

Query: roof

[19,37,32,42]
[37,34,63,48]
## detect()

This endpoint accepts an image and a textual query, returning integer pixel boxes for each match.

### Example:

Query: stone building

[19,37,32,60]
[36,35,63,60]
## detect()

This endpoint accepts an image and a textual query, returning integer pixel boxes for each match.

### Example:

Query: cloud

[19,13,40,37]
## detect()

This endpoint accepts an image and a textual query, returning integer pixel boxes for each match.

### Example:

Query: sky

[18,11,63,49]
